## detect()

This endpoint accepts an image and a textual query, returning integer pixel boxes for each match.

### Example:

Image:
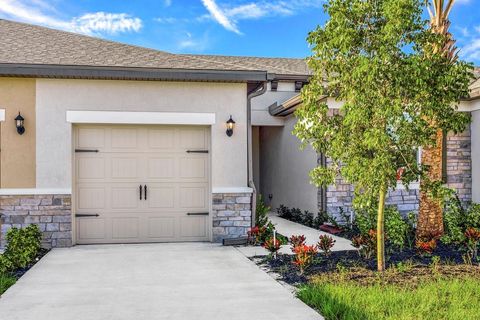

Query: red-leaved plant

[289,235,306,252]
[263,237,281,255]
[352,229,377,259]
[248,226,266,246]
[416,238,437,255]
[464,227,480,264]
[292,244,318,275]
[317,234,335,257]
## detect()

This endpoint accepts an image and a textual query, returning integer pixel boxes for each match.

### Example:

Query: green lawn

[298,276,480,320]
[0,273,16,295]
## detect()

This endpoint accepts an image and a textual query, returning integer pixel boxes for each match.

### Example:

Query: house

[0,19,478,248]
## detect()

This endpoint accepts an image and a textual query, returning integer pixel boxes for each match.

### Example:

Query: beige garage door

[74,125,210,244]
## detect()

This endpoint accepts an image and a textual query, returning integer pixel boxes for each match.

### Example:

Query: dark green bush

[256,195,270,228]
[442,192,480,245]
[2,225,42,271]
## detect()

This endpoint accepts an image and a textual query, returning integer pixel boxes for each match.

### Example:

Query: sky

[0,0,479,64]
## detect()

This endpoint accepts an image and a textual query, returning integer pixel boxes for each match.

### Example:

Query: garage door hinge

[186,150,209,153]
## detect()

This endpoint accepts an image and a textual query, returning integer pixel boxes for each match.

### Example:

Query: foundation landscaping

[247,191,480,320]
[0,225,46,295]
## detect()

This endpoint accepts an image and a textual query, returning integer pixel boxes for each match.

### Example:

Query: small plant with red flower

[289,235,306,252]
[247,226,266,246]
[262,237,281,256]
[464,227,480,264]
[351,229,376,259]
[317,234,335,257]
[416,238,437,255]
[292,244,318,275]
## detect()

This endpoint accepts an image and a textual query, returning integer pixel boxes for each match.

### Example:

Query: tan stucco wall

[0,78,36,188]
[36,79,248,190]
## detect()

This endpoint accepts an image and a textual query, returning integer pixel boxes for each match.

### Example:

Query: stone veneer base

[212,193,252,242]
[0,194,72,248]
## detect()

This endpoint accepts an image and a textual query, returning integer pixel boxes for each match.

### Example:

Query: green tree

[294,0,472,271]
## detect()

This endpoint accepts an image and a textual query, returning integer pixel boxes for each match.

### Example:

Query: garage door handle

[187,212,209,216]
[144,185,147,200]
[75,149,99,153]
[139,185,143,200]
[186,150,209,153]
[75,213,100,217]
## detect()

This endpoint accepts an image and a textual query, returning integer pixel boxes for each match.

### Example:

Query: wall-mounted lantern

[15,112,25,135]
[226,115,235,137]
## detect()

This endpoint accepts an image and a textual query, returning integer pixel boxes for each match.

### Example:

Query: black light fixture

[226,115,235,137]
[15,112,25,135]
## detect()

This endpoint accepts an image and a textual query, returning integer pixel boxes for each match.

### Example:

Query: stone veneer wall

[0,194,72,248]
[212,193,252,242]
[323,128,471,221]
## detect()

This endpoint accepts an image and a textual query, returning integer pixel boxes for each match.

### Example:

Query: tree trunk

[417,129,444,239]
[377,184,386,272]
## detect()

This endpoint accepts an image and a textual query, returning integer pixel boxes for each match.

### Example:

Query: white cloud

[0,0,142,35]
[72,12,142,35]
[457,25,480,63]
[201,0,241,34]
[200,0,323,34]
[164,0,172,6]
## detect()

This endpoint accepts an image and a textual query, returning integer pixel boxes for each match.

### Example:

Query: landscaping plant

[317,235,335,257]
[463,227,480,264]
[289,235,307,252]
[292,245,318,275]
[262,237,281,256]
[2,225,42,270]
[247,226,266,246]
[295,0,473,271]
[255,194,270,229]
[416,238,437,255]
[352,230,377,260]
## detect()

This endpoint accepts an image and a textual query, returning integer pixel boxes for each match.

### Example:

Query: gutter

[247,81,268,226]
[0,63,268,82]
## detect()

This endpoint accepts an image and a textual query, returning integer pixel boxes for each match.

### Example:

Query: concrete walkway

[0,243,322,320]
[237,214,355,257]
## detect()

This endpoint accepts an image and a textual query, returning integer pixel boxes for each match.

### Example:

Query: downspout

[247,81,268,227]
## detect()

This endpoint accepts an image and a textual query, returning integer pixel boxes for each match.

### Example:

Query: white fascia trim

[0,109,5,122]
[66,111,216,125]
[212,187,253,194]
[455,99,480,112]
[0,188,72,195]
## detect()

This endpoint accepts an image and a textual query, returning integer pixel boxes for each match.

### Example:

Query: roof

[470,68,480,99]
[0,19,309,81]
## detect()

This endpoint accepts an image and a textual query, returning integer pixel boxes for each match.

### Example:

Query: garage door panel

[77,218,106,241]
[147,157,175,179]
[147,217,176,238]
[76,128,105,149]
[179,157,208,179]
[111,128,139,149]
[179,187,207,209]
[112,217,140,239]
[111,157,141,179]
[77,187,106,209]
[77,157,105,180]
[111,187,141,209]
[179,128,207,149]
[180,216,208,238]
[148,129,175,149]
[147,186,175,208]
[75,125,210,244]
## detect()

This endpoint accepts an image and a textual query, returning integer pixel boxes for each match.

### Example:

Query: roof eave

[0,63,268,82]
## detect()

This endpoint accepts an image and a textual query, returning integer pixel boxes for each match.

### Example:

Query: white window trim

[0,109,5,122]
[0,188,72,195]
[212,187,253,194]
[66,111,216,125]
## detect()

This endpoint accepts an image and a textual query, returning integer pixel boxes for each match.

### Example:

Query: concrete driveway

[0,243,322,320]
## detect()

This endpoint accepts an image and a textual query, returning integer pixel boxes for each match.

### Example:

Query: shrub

[289,235,306,252]
[276,205,291,220]
[0,255,14,274]
[416,238,437,255]
[384,207,409,250]
[263,237,281,255]
[318,235,335,257]
[3,225,42,270]
[464,227,480,264]
[256,195,270,229]
[292,245,318,275]
[313,211,330,229]
[247,226,266,246]
[442,191,480,245]
[352,230,377,259]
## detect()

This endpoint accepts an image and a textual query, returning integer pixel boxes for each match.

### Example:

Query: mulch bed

[254,243,476,285]
[10,248,50,279]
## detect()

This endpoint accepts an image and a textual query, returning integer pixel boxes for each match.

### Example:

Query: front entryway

[74,125,210,244]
